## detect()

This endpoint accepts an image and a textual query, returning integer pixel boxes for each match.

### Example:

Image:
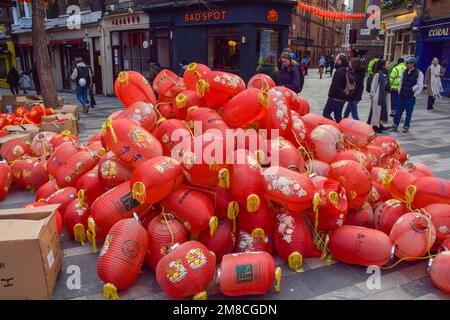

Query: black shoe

[373,126,382,134]
[390,112,395,117]
[380,125,391,131]
[402,128,409,133]
[427,107,434,110]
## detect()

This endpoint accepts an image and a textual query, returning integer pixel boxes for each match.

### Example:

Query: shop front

[0,24,17,89]
[415,18,450,97]
[143,0,295,82]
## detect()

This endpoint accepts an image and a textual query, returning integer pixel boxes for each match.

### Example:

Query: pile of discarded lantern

[1,65,449,299]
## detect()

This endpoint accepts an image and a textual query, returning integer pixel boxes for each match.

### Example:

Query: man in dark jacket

[322,54,350,123]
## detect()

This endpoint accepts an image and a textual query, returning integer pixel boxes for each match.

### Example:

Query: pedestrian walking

[343,58,365,120]
[368,60,391,133]
[425,57,444,110]
[392,57,424,133]
[280,52,304,93]
[322,54,350,123]
[301,56,309,76]
[256,55,281,86]
[389,57,406,117]
[319,56,326,79]
[30,63,40,95]
[19,71,31,95]
[6,66,19,95]
[87,65,96,109]
[71,57,93,114]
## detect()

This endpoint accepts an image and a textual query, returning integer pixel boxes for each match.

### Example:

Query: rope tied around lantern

[405,185,417,212]
[101,118,118,144]
[161,208,175,248]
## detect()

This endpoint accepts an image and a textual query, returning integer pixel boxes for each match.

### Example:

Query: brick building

[413,0,450,96]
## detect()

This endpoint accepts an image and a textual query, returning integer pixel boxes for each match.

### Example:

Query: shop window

[256,28,279,68]
[207,28,240,72]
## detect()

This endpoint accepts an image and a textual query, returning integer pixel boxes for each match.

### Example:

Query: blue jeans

[393,96,416,129]
[390,90,399,114]
[76,85,88,106]
[323,98,345,123]
[343,100,360,120]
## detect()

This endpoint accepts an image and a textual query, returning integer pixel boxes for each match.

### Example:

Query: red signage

[184,10,227,23]
[112,16,141,26]
[267,9,279,23]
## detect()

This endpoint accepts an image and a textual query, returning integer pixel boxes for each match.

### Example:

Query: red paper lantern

[329,225,394,266]
[101,118,163,168]
[152,69,185,100]
[46,186,77,217]
[31,131,57,157]
[263,166,315,211]
[35,179,59,201]
[390,212,436,259]
[424,204,450,244]
[374,199,407,234]
[153,118,191,157]
[161,185,215,234]
[274,210,321,271]
[406,162,434,179]
[173,90,207,120]
[429,251,450,293]
[11,158,37,190]
[97,151,133,190]
[411,177,450,209]
[0,161,12,200]
[237,199,274,238]
[183,63,211,92]
[0,138,32,162]
[185,107,230,138]
[222,88,268,128]
[156,241,216,299]
[97,218,149,299]
[235,229,273,254]
[63,192,90,244]
[247,74,276,90]
[49,130,80,149]
[258,90,292,140]
[197,71,245,109]
[198,218,234,264]
[345,203,374,228]
[308,125,344,163]
[118,101,158,132]
[331,150,373,172]
[55,149,102,188]
[217,252,281,296]
[47,141,83,177]
[147,213,188,270]
[31,160,49,190]
[114,71,157,107]
[305,159,329,176]
[130,156,184,205]
[76,166,106,203]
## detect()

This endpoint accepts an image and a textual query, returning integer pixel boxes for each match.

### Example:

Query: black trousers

[427,96,435,109]
[10,86,19,95]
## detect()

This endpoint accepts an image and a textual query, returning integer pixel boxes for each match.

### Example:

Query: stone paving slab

[1,68,449,300]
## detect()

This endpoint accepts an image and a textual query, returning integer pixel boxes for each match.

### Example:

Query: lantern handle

[246,194,260,213]
[87,217,97,253]
[274,267,282,293]
[73,223,86,246]
[288,252,304,273]
[103,283,119,300]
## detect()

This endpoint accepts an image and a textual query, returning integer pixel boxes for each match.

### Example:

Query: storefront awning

[49,39,83,46]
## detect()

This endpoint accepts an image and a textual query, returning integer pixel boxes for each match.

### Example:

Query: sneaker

[402,128,409,133]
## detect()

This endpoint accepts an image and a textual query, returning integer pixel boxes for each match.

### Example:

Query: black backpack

[76,65,91,87]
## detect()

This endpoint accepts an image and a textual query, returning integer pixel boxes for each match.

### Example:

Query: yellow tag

[246,194,260,212]
[103,283,119,300]
[288,252,304,273]
[209,216,218,237]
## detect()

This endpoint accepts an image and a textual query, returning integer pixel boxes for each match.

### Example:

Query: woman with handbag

[368,60,391,133]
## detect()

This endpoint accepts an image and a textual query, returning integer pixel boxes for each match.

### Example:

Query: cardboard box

[54,104,79,120]
[0,204,62,300]
[0,95,16,114]
[41,115,57,123]
[5,124,40,140]
[0,133,31,148]
[40,114,79,135]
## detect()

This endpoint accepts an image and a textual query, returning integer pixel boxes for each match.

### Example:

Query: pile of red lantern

[297,2,366,21]
[0,104,55,132]
[1,63,449,300]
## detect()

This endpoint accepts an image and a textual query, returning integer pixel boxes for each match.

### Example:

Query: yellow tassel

[103,283,119,300]
[274,267,282,293]
[131,182,146,204]
[73,223,86,245]
[61,130,72,138]
[217,168,230,189]
[251,228,265,240]
[258,91,269,108]
[196,79,210,97]
[405,185,417,212]
[312,192,321,232]
[288,252,304,272]
[328,191,339,207]
[227,201,239,233]
[77,189,85,208]
[193,291,208,300]
[101,118,118,144]
[209,216,218,237]
[87,217,97,253]
[117,71,129,86]
[176,93,188,109]
[246,194,260,212]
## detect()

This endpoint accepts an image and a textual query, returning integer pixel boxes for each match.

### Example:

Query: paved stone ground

[1,69,449,300]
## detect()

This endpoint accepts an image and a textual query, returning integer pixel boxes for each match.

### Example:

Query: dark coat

[256,64,282,86]
[7,68,19,86]
[328,64,349,101]
[280,63,304,93]
[350,68,366,101]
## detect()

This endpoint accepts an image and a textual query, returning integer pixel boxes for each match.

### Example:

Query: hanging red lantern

[173,90,208,120]
[247,74,276,90]
[31,160,49,191]
[222,88,268,128]
[97,151,133,190]
[11,158,37,190]
[274,210,321,272]
[45,186,78,217]
[308,125,344,163]
[374,199,407,234]
[114,71,157,107]
[156,241,216,299]
[263,166,315,211]
[97,218,149,300]
[410,177,450,209]
[423,204,450,244]
[118,101,158,132]
[198,218,234,264]
[236,229,274,254]
[0,161,12,201]
[183,63,211,92]
[152,69,186,100]
[101,118,163,168]
[31,131,57,157]
[331,150,373,172]
[147,213,188,270]
[185,107,230,138]
[76,165,106,203]
[161,185,216,234]
[49,130,80,149]
[390,212,436,259]
[55,149,103,188]
[154,118,191,157]
[64,190,90,244]
[429,251,450,294]
[217,252,281,296]
[0,138,32,162]
[327,160,372,209]
[345,203,374,228]
[329,225,393,266]
[35,179,59,201]
[309,176,348,232]
[47,141,83,177]
[130,156,184,205]
[196,71,245,110]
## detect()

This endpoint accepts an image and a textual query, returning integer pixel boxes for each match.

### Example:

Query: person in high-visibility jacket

[367,57,380,76]
[389,58,406,116]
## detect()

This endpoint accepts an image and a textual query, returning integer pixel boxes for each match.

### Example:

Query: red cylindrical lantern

[423,204,450,244]
[49,130,80,149]
[114,71,157,107]
[118,101,158,132]
[31,160,49,190]
[55,149,102,188]
[217,252,281,296]
[196,71,245,109]
[156,241,216,299]
[308,125,344,163]
[185,107,230,138]
[153,118,191,157]
[411,177,450,209]
[47,141,83,177]
[0,160,12,201]
[339,118,375,148]
[35,179,59,201]
[429,251,450,294]
[305,159,329,176]
[11,158,37,190]
[329,225,394,266]
[345,203,374,229]
[0,138,32,162]
[152,69,185,99]
[247,74,276,90]
[76,166,106,203]
[63,191,90,244]
[97,218,149,299]
[198,218,234,264]
[331,150,373,172]
[45,186,77,217]
[31,131,57,157]
[183,63,211,92]
[223,88,269,128]
[374,199,407,234]
[236,229,274,254]
[173,90,207,120]
[97,151,133,190]
[237,200,274,237]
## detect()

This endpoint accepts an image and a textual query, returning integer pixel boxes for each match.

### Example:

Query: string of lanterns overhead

[297,1,366,21]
